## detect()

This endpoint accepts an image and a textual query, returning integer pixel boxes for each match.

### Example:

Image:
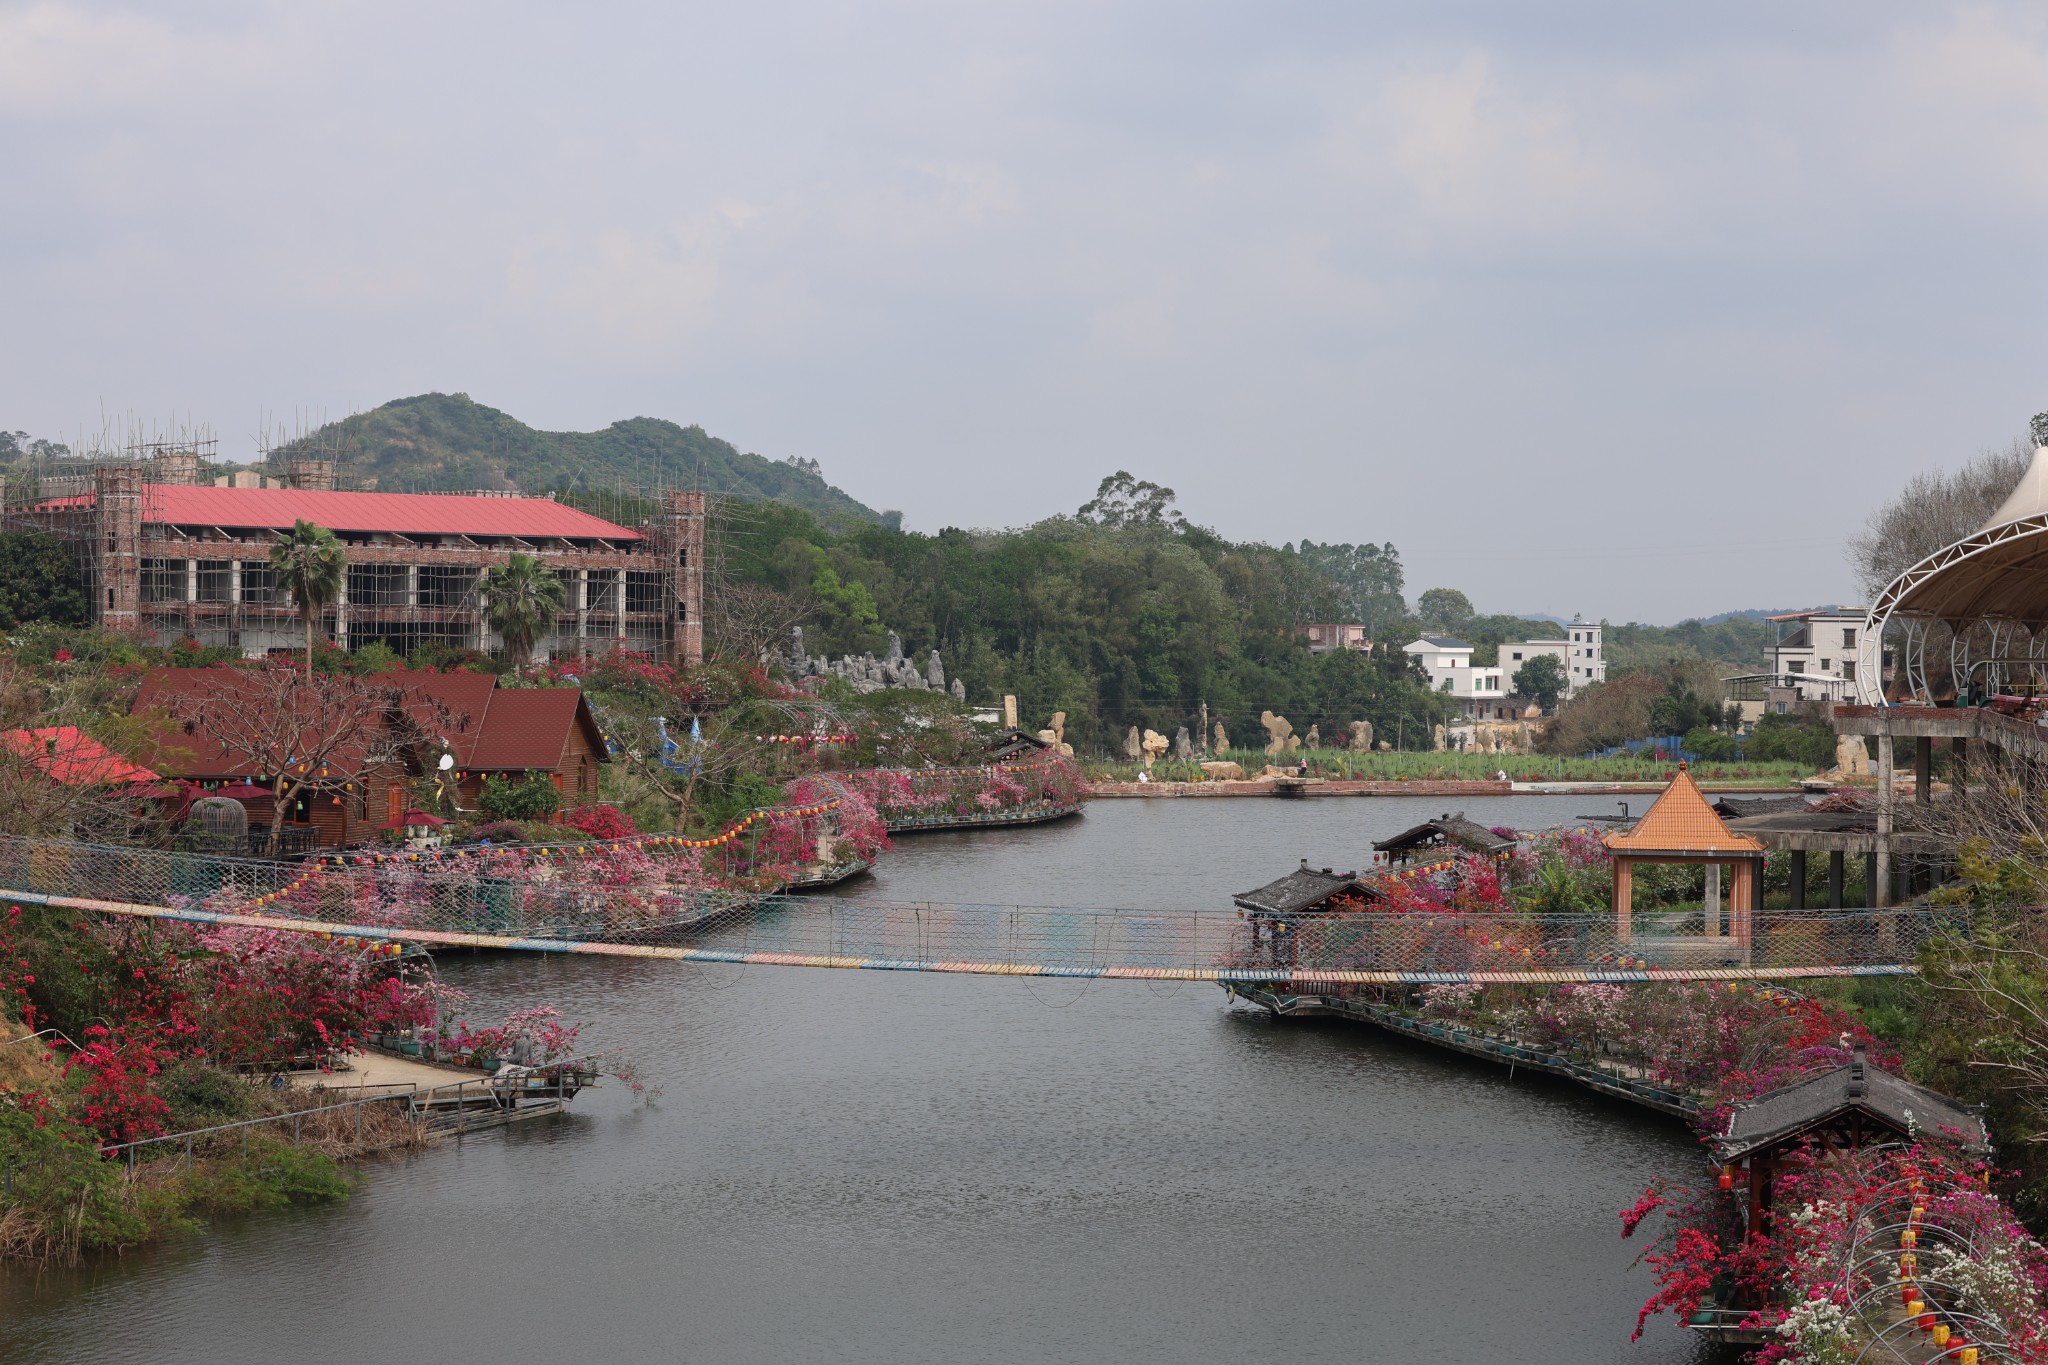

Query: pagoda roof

[1603,764,1765,856]
[1233,861,1381,915]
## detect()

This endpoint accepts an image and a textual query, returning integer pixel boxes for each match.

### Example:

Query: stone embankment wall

[1086,779,1511,798]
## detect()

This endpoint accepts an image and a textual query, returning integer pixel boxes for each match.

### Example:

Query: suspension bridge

[0,833,1939,985]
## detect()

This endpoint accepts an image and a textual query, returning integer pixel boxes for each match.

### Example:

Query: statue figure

[1303,724,1321,750]
[1173,726,1193,762]
[1431,723,1446,753]
[886,630,904,664]
[1259,710,1294,755]
[1213,720,1229,753]
[926,649,946,689]
[789,625,808,673]
[951,678,967,702]
[1124,725,1143,759]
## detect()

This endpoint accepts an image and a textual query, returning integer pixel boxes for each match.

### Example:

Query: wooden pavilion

[1713,1045,1989,1236]
[1603,763,1766,957]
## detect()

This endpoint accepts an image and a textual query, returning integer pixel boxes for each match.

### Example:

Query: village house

[1762,608,1869,705]
[1403,637,1507,718]
[1499,618,1606,694]
[132,668,608,850]
[5,445,704,665]
[1296,623,1371,655]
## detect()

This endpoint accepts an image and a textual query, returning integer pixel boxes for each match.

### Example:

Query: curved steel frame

[1857,513,2048,705]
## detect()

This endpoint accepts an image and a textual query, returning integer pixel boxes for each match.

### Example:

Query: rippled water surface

[3,795,1729,1364]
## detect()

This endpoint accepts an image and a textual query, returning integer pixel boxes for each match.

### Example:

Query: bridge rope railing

[0,833,1954,982]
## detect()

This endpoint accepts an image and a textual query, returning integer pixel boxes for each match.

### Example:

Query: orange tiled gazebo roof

[1602,764,1765,857]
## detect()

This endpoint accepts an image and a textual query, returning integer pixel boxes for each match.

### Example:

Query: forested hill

[285,393,892,529]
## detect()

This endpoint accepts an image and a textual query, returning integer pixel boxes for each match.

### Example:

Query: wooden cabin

[1372,812,1516,866]
[134,667,608,851]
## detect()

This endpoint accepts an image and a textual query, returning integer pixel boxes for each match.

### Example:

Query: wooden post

[1614,858,1632,945]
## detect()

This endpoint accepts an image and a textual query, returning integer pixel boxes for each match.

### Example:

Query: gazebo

[1603,763,1766,958]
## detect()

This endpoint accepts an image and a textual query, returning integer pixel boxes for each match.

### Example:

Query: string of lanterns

[755,733,857,746]
[327,801,843,867]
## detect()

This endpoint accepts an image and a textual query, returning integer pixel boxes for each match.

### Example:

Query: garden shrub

[478,776,560,822]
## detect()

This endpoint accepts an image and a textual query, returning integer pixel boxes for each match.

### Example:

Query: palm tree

[269,519,346,674]
[480,552,568,670]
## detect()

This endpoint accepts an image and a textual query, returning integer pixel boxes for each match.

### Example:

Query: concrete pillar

[1915,736,1932,806]
[1789,850,1807,910]
[614,572,627,642]
[1864,852,1879,909]
[185,558,198,603]
[1828,851,1845,909]
[406,564,419,609]
[576,568,589,654]
[1704,861,1722,938]
[335,564,350,652]
[1952,736,1968,799]
[1875,734,1894,907]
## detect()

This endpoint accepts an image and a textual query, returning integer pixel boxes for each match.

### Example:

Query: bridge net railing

[0,834,1953,976]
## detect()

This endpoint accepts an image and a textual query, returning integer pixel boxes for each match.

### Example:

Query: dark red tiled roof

[467,688,597,770]
[47,483,640,541]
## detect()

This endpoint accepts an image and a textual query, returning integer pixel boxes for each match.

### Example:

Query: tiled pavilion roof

[1603,764,1765,857]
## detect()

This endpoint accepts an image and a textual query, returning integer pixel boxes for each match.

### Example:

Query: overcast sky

[4,2,2044,623]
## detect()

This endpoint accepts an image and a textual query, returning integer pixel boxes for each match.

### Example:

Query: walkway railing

[0,833,1946,980]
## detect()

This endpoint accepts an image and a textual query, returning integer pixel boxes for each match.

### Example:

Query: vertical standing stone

[1875,733,1894,908]
[1703,862,1721,938]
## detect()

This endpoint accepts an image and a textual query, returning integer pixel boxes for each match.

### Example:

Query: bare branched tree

[708,581,814,663]
[0,658,170,842]
[1848,435,2032,599]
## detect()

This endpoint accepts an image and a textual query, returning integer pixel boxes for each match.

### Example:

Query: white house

[1500,618,1607,696]
[1403,637,1506,717]
[1764,609,1867,703]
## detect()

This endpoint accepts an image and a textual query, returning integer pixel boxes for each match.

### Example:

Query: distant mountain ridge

[283,393,893,529]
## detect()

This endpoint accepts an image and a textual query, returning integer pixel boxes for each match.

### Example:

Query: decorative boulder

[1349,719,1373,751]
[1259,710,1294,755]
[1304,724,1321,750]
[1173,726,1194,762]
[1213,721,1230,753]
[1200,760,1246,781]
[1124,725,1143,759]
[1141,728,1170,769]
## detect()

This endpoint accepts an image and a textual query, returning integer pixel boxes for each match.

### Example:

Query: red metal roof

[54,484,641,540]
[0,727,161,785]
[466,687,602,770]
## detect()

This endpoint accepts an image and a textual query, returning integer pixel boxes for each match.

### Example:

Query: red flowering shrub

[565,803,636,840]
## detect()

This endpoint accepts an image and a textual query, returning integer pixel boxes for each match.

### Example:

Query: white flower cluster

[1776,1296,1858,1365]
[1925,1241,2039,1328]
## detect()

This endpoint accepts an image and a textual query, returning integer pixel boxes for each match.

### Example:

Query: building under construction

[4,447,704,664]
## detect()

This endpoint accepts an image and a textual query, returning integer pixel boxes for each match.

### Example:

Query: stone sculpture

[1124,725,1143,759]
[1304,724,1321,750]
[1835,734,1872,777]
[1173,726,1194,762]
[951,678,966,702]
[1349,719,1373,751]
[886,630,904,664]
[1141,729,1170,769]
[926,650,946,689]
[1431,723,1446,753]
[1201,760,1246,781]
[1213,721,1230,753]
[1377,739,1391,751]
[1260,710,1294,755]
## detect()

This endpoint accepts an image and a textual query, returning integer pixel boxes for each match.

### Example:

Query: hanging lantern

[1717,1165,1735,1191]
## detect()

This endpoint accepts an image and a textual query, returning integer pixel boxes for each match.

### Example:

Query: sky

[3,2,2045,624]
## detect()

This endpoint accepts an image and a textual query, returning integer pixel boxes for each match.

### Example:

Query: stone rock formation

[779,626,958,700]
[886,630,904,664]
[926,650,946,689]
[1304,724,1321,750]
[1835,734,1873,777]
[1201,760,1246,780]
[1377,739,1391,751]
[951,678,966,701]
[1213,721,1229,753]
[1141,729,1169,769]
[1173,726,1194,762]
[1349,719,1373,751]
[1260,710,1294,755]
[1431,724,1446,753]
[1124,726,1143,759]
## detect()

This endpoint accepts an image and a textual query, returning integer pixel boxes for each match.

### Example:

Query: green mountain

[285,393,894,529]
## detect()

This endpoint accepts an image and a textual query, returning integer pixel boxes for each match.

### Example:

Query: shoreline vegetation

[1081,751,1817,786]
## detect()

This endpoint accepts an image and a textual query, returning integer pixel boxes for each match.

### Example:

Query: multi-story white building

[1764,609,1868,703]
[1403,636,1506,717]
[1501,619,1607,695]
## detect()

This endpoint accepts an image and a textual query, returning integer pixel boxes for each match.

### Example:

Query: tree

[479,551,568,669]
[269,520,345,675]
[0,530,86,628]
[1513,654,1568,710]
[154,669,436,857]
[479,775,561,822]
[1416,587,1474,633]
[1848,432,2032,598]
[1294,540,1407,635]
[1076,471,1187,531]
